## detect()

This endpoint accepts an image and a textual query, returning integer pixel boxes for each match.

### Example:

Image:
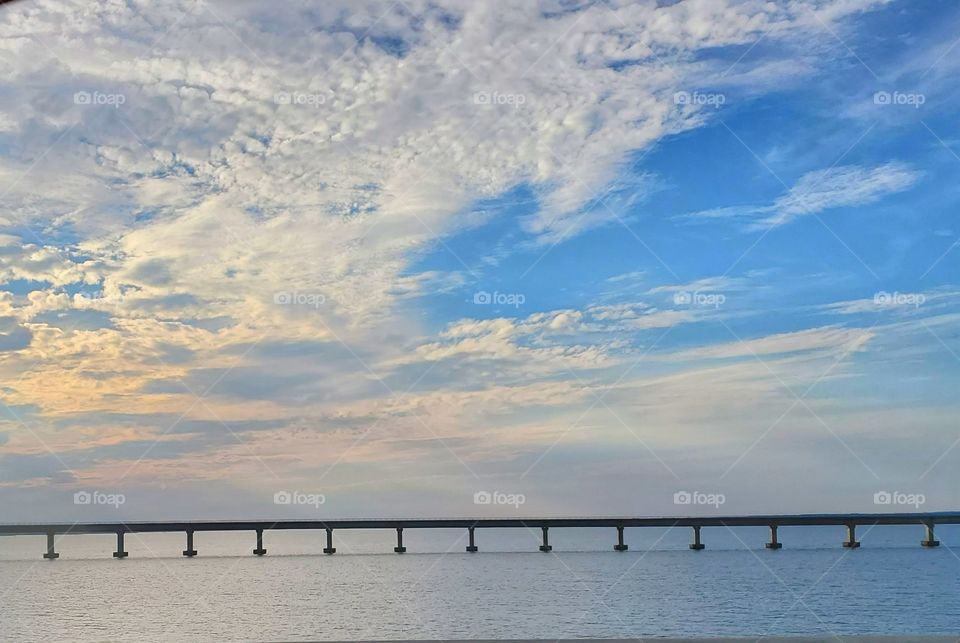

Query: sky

[0,0,958,522]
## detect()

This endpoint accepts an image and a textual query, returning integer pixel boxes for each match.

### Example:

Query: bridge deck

[1,512,957,535]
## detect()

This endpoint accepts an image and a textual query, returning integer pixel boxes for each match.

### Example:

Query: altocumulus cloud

[3,0,956,519]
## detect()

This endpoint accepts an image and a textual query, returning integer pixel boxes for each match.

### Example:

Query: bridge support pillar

[324,528,336,554]
[842,524,860,548]
[614,526,628,551]
[539,526,552,552]
[689,525,705,550]
[922,522,940,547]
[183,530,198,557]
[765,525,782,549]
[466,526,478,552]
[113,532,129,558]
[43,532,59,559]
[394,527,406,553]
[253,528,266,556]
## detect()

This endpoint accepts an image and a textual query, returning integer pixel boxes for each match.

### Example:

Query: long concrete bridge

[1,512,955,559]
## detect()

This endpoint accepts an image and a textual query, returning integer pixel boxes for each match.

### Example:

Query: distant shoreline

[328,638,959,642]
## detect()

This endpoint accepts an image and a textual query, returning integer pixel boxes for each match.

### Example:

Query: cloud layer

[1,0,957,520]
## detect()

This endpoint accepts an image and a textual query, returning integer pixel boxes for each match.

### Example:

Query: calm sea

[1,524,958,641]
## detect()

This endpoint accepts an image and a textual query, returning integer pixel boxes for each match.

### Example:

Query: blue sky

[0,0,958,521]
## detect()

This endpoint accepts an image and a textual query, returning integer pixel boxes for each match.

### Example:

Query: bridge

[1,512,955,559]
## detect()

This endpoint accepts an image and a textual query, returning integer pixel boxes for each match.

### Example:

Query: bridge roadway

[1,512,956,558]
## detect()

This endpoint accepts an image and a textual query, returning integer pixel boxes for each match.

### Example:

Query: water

[1,525,958,641]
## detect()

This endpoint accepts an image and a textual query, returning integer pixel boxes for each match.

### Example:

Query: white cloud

[670,325,873,360]
[685,162,921,228]
[761,162,921,227]
[1,0,929,512]
[822,287,960,316]
[649,275,750,295]
[0,0,895,321]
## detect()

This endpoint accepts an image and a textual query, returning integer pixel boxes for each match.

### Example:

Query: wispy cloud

[684,162,921,229]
